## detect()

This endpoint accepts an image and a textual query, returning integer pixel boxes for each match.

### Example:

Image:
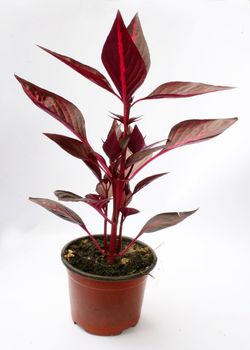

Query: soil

[63,236,155,277]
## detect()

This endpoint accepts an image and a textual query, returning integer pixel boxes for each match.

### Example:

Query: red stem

[117,215,125,251]
[95,155,112,178]
[80,224,105,255]
[118,230,142,257]
[107,101,131,262]
[103,204,108,250]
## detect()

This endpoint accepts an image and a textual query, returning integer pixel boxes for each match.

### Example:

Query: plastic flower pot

[61,235,157,336]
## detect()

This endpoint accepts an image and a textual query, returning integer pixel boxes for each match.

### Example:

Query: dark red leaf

[44,133,102,180]
[136,81,234,102]
[166,118,238,150]
[15,75,87,141]
[128,125,145,153]
[139,209,197,234]
[133,172,168,195]
[126,145,167,167]
[101,11,147,102]
[103,129,121,161]
[37,46,117,96]
[127,13,150,72]
[29,197,84,226]
[120,207,140,217]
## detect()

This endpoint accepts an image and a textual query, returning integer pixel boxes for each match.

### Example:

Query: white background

[1,0,250,349]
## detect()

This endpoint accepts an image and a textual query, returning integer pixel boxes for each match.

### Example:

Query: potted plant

[15,11,237,336]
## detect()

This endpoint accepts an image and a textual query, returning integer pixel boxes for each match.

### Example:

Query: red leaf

[103,129,121,161]
[83,195,110,210]
[139,210,197,234]
[127,13,150,72]
[133,172,168,195]
[85,193,101,200]
[29,197,84,226]
[101,11,147,102]
[44,133,102,180]
[15,75,87,141]
[144,139,169,149]
[82,195,111,223]
[166,118,238,150]
[120,207,140,217]
[126,145,167,167]
[136,81,234,102]
[54,190,111,223]
[37,46,117,96]
[128,125,145,153]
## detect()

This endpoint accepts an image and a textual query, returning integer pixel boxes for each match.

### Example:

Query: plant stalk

[107,100,131,262]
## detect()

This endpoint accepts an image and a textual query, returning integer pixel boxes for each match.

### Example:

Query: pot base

[73,319,139,336]
[67,269,147,336]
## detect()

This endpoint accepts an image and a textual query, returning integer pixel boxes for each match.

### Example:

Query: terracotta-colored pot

[61,235,157,336]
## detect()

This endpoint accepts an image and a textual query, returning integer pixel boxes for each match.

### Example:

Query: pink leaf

[44,133,102,180]
[15,75,87,141]
[126,145,167,167]
[127,13,150,72]
[37,46,117,96]
[139,210,198,234]
[54,190,83,202]
[101,11,147,102]
[133,172,168,195]
[166,118,238,150]
[96,180,113,199]
[136,81,234,102]
[29,197,84,226]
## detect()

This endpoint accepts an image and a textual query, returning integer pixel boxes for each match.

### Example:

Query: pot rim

[61,235,157,281]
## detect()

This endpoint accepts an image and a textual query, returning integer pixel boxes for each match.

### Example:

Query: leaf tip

[116,9,122,17]
[14,74,23,84]
[36,45,52,55]
[43,133,52,140]
[131,12,139,21]
[14,75,30,89]
[189,208,199,216]
[36,44,47,52]
[224,85,236,90]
